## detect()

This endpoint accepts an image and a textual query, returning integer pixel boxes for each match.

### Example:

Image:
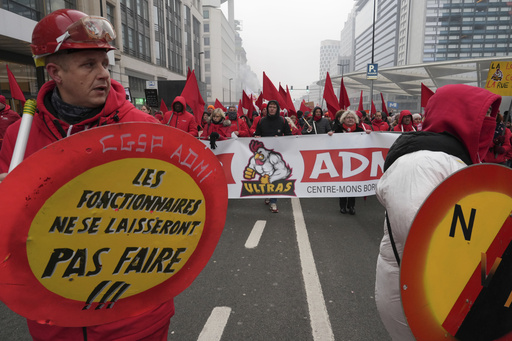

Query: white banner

[200,132,401,199]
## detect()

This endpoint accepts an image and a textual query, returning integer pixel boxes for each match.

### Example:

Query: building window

[120,0,151,62]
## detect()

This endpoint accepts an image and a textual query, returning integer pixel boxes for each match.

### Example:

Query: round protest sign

[0,123,227,327]
[401,164,512,340]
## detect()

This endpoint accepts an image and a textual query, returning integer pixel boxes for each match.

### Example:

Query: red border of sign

[0,123,228,327]
[401,164,512,340]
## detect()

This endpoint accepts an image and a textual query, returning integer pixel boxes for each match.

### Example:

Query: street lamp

[229,78,233,106]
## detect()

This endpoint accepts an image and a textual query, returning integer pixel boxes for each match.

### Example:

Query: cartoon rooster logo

[244,140,291,183]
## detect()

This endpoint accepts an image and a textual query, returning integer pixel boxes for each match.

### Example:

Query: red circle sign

[401,164,512,340]
[0,123,227,327]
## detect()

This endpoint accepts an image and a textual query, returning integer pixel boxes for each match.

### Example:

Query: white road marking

[197,306,232,341]
[292,198,335,341]
[245,220,266,249]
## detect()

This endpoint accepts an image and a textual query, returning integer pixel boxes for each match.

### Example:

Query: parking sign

[367,64,378,80]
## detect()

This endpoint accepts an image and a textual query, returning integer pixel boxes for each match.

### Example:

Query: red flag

[6,65,26,104]
[380,93,388,115]
[237,99,244,117]
[180,70,205,124]
[358,90,364,111]
[242,90,252,118]
[160,98,168,113]
[255,92,263,111]
[285,85,296,117]
[322,72,340,119]
[215,98,227,112]
[371,100,376,115]
[300,100,309,113]
[186,67,192,80]
[279,84,287,104]
[421,83,434,108]
[262,72,286,109]
[339,77,350,110]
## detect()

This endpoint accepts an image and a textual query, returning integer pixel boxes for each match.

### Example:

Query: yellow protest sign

[485,61,512,96]
[401,164,512,340]
[0,123,228,327]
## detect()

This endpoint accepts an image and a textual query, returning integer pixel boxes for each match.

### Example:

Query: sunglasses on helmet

[55,16,116,54]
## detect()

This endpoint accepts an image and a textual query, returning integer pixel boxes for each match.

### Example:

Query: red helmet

[31,9,116,59]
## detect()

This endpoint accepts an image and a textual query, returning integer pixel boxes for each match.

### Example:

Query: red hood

[422,84,501,164]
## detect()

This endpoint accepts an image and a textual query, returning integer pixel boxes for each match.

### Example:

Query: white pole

[8,99,37,172]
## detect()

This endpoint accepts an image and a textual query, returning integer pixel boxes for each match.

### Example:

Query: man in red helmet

[0,9,174,341]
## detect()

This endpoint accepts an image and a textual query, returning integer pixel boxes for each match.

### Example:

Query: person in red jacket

[200,108,231,150]
[0,95,20,148]
[226,105,250,137]
[483,112,512,165]
[163,96,198,136]
[0,9,174,341]
[393,110,417,132]
[371,111,389,131]
[250,103,267,136]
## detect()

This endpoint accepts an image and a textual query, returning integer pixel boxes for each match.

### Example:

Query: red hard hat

[31,9,116,59]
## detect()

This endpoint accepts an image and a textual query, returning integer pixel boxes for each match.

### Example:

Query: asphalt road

[0,196,391,341]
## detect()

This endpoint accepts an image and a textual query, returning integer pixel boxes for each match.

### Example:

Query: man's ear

[46,63,63,84]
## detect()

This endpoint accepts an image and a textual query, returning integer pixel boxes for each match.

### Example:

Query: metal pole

[229,78,233,106]
[369,0,377,110]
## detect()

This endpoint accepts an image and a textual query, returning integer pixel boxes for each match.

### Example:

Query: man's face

[173,102,183,112]
[402,115,412,125]
[267,103,278,116]
[262,108,267,116]
[314,109,322,117]
[228,107,236,114]
[49,50,111,108]
[208,107,214,114]
[375,112,382,120]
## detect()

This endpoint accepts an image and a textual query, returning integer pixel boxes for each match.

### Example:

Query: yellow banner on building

[485,61,512,96]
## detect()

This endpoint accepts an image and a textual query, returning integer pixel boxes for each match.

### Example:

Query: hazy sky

[225,1,352,94]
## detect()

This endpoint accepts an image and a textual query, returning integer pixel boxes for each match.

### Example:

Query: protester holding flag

[371,111,390,131]
[0,95,21,148]
[226,106,250,137]
[483,112,511,165]
[302,107,333,135]
[392,110,416,132]
[250,102,266,136]
[163,96,198,136]
[0,9,175,340]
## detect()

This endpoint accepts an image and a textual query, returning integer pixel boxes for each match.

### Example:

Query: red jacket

[483,125,512,164]
[371,119,389,131]
[227,116,250,137]
[200,119,231,140]
[0,107,20,148]
[162,96,198,137]
[250,115,262,136]
[0,79,175,340]
[393,110,416,132]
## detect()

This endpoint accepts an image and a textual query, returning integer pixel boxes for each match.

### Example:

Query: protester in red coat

[483,113,512,165]
[226,106,250,137]
[371,111,389,131]
[0,95,20,148]
[163,96,199,136]
[0,9,174,341]
[393,110,417,132]
[200,108,231,141]
[356,110,372,132]
[250,103,267,136]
